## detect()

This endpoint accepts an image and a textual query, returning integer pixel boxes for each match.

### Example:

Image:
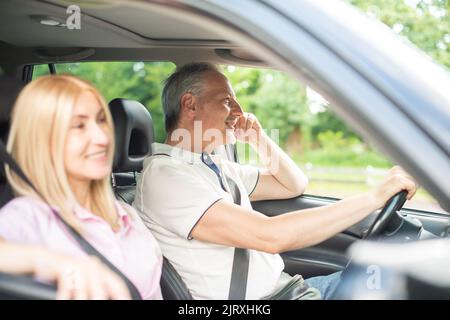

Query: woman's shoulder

[0,196,56,243]
[0,196,52,219]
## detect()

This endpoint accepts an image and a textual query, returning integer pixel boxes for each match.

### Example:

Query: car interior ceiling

[0,0,270,78]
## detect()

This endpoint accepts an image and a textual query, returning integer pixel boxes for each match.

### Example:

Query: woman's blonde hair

[6,74,118,231]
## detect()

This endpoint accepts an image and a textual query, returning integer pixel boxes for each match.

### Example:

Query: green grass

[295,148,392,168]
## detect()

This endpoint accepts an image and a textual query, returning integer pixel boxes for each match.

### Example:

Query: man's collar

[151,142,204,164]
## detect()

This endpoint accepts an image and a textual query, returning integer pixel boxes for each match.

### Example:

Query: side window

[222,66,446,215]
[33,61,175,143]
[32,64,52,79]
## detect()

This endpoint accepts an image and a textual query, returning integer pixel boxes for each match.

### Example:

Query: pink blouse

[0,196,163,300]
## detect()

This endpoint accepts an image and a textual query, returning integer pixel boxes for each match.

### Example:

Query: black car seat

[109,98,154,204]
[108,98,193,300]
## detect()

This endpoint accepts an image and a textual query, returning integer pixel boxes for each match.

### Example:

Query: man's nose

[231,100,244,116]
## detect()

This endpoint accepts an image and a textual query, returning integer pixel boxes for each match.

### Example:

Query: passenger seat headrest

[109,98,154,173]
[0,75,24,128]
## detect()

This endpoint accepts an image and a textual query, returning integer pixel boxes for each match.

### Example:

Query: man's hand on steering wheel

[370,166,418,209]
[363,166,419,239]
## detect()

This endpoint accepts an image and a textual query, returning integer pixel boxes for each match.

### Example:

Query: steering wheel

[364,190,408,240]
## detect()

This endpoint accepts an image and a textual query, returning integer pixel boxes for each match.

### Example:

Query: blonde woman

[0,75,163,300]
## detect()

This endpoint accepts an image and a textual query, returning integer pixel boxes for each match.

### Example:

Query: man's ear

[180,93,197,121]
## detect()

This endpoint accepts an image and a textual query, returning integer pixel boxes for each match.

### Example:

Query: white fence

[300,164,389,186]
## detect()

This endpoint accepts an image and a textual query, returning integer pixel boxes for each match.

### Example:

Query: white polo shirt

[133,142,284,300]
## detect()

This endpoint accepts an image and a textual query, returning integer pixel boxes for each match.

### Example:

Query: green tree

[56,62,175,142]
[348,0,449,68]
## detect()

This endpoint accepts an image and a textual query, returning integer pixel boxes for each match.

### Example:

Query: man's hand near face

[233,112,263,145]
[231,111,309,201]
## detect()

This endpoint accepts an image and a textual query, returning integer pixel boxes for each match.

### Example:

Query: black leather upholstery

[113,172,136,186]
[0,76,24,207]
[109,98,154,173]
[108,98,193,300]
[160,258,193,300]
[114,185,136,204]
[109,98,153,205]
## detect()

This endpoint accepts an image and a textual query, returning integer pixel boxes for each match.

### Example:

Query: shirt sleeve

[224,161,260,196]
[0,197,48,245]
[135,161,223,240]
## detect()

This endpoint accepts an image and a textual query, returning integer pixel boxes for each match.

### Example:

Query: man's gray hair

[162,62,219,132]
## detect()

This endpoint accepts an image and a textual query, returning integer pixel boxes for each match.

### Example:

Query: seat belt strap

[225,176,250,300]
[201,152,250,300]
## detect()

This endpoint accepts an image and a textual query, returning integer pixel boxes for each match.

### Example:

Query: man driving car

[133,62,417,300]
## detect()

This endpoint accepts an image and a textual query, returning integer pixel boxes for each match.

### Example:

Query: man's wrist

[366,190,383,210]
[248,130,268,149]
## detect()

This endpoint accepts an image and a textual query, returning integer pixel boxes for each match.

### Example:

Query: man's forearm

[251,131,308,195]
[268,191,379,253]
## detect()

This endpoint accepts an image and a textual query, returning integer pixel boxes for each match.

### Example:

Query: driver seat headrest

[109,98,154,173]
